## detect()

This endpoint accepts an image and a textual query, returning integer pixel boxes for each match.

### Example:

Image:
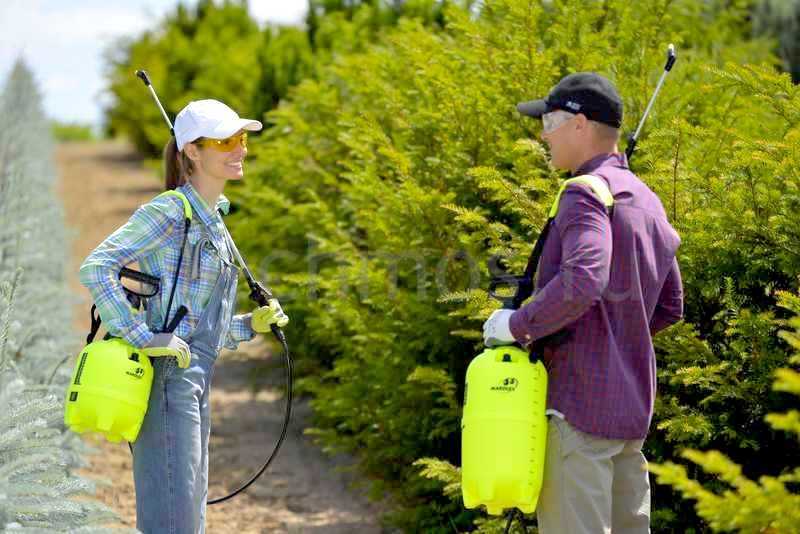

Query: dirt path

[56,140,386,534]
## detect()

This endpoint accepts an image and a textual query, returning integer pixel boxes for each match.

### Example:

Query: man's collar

[574,152,628,176]
[178,182,230,227]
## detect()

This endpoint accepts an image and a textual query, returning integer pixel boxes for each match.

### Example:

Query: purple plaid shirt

[509,153,683,439]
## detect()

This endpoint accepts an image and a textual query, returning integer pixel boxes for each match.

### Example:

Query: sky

[0,1,308,129]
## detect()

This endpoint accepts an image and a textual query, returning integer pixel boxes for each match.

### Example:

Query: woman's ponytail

[163,137,195,191]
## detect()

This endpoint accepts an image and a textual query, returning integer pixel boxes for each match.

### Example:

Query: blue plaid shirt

[79,183,255,350]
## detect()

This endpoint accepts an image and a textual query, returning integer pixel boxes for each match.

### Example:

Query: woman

[79,99,288,533]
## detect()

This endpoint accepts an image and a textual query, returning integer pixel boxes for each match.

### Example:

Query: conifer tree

[0,60,131,532]
[104,0,451,157]
[649,290,800,533]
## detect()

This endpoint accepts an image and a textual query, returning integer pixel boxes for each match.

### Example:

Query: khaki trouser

[536,416,651,534]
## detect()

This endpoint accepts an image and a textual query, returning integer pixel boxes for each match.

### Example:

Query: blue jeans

[131,212,239,533]
[132,351,216,534]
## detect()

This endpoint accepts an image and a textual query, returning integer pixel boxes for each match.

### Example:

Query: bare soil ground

[56,140,387,534]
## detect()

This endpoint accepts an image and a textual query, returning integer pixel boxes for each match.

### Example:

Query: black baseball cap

[517,72,623,128]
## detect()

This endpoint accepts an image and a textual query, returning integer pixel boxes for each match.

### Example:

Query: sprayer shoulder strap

[549,174,614,218]
[512,174,615,344]
[153,190,194,333]
[156,190,193,221]
[522,174,614,281]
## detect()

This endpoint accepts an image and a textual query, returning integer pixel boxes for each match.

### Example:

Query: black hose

[208,326,291,504]
[125,327,291,505]
[504,511,515,534]
[503,509,529,534]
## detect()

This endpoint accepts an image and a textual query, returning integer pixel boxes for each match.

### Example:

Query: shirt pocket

[187,227,222,286]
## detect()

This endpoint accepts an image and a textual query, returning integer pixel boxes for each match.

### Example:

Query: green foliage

[99,0,800,530]
[252,26,315,113]
[51,121,95,142]
[104,0,263,154]
[104,0,450,157]
[307,0,452,53]
[638,59,800,531]
[753,0,800,83]
[221,0,795,530]
[651,290,800,533]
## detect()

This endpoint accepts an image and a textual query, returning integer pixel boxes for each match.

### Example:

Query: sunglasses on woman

[196,131,248,152]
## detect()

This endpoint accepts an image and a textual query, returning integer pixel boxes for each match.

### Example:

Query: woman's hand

[251,299,289,332]
[143,333,192,368]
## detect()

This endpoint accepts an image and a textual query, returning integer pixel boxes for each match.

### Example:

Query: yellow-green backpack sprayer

[65,191,193,443]
[461,176,613,531]
[64,70,293,505]
[461,44,677,533]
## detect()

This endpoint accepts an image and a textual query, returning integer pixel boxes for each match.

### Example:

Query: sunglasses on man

[541,110,577,134]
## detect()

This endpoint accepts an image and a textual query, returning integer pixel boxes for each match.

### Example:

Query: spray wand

[626,44,677,162]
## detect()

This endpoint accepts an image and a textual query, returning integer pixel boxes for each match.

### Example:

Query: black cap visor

[516,99,550,118]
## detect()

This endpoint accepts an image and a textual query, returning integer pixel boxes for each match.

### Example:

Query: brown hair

[163,137,197,190]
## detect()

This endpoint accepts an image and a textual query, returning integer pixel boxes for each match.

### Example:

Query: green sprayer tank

[461,345,548,515]
[64,338,154,443]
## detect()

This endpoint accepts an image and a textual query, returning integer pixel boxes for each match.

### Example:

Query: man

[482,72,684,533]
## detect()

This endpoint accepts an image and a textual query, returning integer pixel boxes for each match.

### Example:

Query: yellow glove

[251,299,289,332]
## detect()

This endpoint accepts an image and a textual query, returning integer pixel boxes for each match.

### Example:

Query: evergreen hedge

[102,0,800,531]
[226,0,800,531]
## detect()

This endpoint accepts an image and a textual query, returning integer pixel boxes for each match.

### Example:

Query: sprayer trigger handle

[249,281,274,308]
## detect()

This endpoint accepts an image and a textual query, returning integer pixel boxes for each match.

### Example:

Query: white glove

[143,333,191,369]
[482,309,516,347]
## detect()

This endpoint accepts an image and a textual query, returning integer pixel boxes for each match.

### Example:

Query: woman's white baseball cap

[174,99,262,151]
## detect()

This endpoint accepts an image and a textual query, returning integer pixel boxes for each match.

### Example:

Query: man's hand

[252,298,289,332]
[483,309,516,347]
[143,333,191,368]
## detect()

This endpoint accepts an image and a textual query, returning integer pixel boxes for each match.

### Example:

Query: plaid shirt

[509,153,683,439]
[79,182,255,350]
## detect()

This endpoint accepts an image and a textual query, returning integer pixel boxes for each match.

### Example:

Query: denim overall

[132,220,239,534]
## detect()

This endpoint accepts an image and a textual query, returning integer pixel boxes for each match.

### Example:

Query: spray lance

[463,45,678,533]
[626,44,677,161]
[135,70,293,505]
